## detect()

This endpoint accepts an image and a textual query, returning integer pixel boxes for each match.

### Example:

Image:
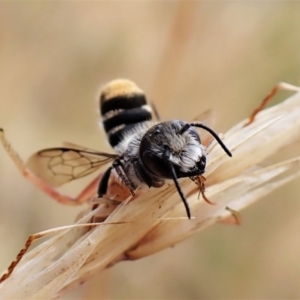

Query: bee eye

[141,149,174,179]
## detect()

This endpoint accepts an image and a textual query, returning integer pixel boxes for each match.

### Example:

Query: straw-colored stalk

[1,85,300,299]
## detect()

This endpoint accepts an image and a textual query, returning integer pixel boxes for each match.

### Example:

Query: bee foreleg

[197,175,215,205]
[113,159,136,196]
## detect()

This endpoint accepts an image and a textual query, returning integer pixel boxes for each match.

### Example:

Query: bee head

[139,120,206,179]
[139,120,231,219]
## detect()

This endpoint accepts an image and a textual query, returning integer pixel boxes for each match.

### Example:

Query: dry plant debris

[1,83,300,299]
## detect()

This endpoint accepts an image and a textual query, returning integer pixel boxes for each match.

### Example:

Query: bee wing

[26,147,118,187]
[62,141,101,152]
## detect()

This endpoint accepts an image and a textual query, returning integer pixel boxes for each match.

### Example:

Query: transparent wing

[26,147,118,187]
[62,141,102,151]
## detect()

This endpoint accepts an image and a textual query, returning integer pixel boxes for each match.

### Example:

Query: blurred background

[1,2,300,299]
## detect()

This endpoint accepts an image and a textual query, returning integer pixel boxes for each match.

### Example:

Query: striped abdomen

[100,79,153,149]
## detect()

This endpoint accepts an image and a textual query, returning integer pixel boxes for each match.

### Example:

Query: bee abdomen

[100,79,153,148]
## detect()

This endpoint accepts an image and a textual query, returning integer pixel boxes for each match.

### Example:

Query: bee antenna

[181,123,232,157]
[163,146,191,219]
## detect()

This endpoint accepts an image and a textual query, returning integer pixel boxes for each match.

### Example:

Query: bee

[0,79,232,219]
[95,79,231,218]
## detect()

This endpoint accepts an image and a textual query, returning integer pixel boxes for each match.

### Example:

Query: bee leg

[93,163,136,222]
[0,129,100,206]
[193,175,215,205]
[113,159,136,196]
[97,166,113,197]
[244,82,300,126]
[21,167,100,206]
[73,174,103,204]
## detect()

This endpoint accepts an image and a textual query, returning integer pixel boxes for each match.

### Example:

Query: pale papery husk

[1,91,300,299]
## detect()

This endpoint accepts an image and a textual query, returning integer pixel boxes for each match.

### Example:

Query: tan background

[0,2,300,299]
